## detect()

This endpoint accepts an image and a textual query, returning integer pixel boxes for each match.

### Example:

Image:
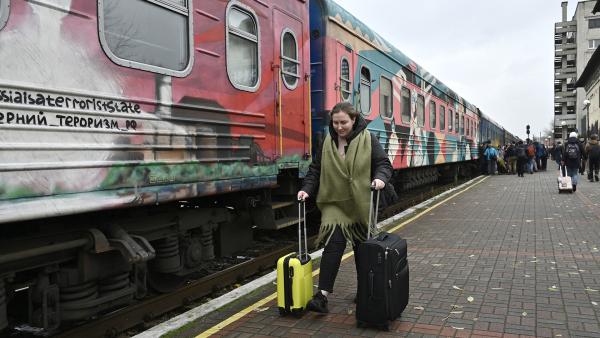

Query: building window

[340,58,352,101]
[589,18,600,29]
[281,29,299,90]
[380,76,393,118]
[401,87,410,124]
[0,0,9,31]
[589,39,600,49]
[99,0,193,77]
[429,101,437,129]
[417,94,425,127]
[359,66,371,114]
[226,3,260,91]
[440,106,445,131]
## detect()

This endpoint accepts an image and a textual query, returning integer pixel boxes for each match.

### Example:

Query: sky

[334,0,583,141]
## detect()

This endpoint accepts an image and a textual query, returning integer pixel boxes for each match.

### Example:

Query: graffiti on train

[0,110,139,130]
[0,89,142,114]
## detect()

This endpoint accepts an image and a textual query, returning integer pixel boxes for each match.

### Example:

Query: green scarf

[316,130,372,247]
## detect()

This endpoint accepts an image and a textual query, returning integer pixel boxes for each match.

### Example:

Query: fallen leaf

[522,312,527,316]
[558,243,564,246]
[592,301,598,306]
[548,285,559,291]
[526,220,533,223]
[585,287,599,292]
[469,254,476,258]
[452,285,462,290]
[414,306,425,311]
[255,307,269,313]
[524,274,531,278]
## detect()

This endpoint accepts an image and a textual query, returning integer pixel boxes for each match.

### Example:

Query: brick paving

[181,170,600,338]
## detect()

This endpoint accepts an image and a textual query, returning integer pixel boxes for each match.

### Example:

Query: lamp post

[583,99,591,140]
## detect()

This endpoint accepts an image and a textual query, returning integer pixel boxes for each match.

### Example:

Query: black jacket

[301,115,393,198]
[561,137,585,169]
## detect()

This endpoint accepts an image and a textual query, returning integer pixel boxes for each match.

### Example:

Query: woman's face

[332,111,355,139]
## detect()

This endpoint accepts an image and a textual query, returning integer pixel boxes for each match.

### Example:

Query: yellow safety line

[196,176,488,337]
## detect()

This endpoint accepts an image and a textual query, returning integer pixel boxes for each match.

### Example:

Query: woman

[297,102,392,313]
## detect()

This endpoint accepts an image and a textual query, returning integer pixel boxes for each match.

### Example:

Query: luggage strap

[367,187,381,239]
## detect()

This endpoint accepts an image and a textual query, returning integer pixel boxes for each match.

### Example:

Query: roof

[594,0,600,14]
[576,45,600,87]
[319,0,477,112]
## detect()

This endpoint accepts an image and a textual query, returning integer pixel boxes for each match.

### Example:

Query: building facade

[555,1,600,141]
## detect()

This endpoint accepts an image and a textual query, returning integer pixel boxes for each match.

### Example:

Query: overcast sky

[334,0,582,140]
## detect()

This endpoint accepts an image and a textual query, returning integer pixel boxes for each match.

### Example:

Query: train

[0,0,514,332]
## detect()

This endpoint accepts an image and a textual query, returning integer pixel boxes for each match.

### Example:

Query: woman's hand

[297,191,309,201]
[371,179,385,190]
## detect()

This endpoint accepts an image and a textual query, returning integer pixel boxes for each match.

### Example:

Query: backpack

[517,146,527,159]
[527,145,535,157]
[565,143,580,160]
[590,144,600,160]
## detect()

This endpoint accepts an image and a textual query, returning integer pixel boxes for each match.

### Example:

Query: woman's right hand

[297,191,309,201]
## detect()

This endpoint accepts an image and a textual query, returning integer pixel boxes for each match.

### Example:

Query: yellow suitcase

[277,200,313,316]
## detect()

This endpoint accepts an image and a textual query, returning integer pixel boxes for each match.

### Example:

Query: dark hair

[330,102,359,119]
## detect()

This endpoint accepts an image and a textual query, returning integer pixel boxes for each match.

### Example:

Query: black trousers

[517,157,526,176]
[588,158,600,179]
[318,226,364,293]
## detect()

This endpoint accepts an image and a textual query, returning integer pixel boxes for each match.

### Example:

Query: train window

[379,76,393,118]
[99,0,193,77]
[227,4,260,91]
[359,67,371,114]
[401,87,410,123]
[340,58,352,101]
[460,114,464,135]
[454,112,459,133]
[281,29,299,90]
[0,0,9,31]
[416,94,424,127]
[466,119,469,136]
[439,106,445,131]
[429,101,437,129]
[448,110,453,131]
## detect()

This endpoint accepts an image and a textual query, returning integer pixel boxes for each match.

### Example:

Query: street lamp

[561,120,567,141]
[583,99,591,140]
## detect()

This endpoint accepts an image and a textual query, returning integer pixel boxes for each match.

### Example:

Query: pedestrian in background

[516,140,527,177]
[297,102,392,313]
[484,143,498,175]
[553,142,563,169]
[561,132,585,192]
[585,134,600,182]
[507,142,517,174]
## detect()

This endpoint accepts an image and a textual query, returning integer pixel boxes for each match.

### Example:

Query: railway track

[49,178,473,338]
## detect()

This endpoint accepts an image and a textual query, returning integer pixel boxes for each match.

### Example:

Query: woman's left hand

[371,179,385,190]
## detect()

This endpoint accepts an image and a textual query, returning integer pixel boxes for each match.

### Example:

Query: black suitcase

[356,189,409,330]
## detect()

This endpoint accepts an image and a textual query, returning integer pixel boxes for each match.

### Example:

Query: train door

[273,9,306,158]
[336,42,354,106]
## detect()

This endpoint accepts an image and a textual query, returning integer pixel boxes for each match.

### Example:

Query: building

[575,1,600,138]
[554,1,600,141]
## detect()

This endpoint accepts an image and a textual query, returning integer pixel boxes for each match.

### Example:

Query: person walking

[484,144,498,175]
[585,134,600,182]
[516,140,527,177]
[561,132,585,192]
[553,142,563,169]
[297,102,392,313]
[506,142,517,174]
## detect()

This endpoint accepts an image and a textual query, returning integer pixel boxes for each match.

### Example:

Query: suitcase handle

[367,186,381,239]
[297,199,309,261]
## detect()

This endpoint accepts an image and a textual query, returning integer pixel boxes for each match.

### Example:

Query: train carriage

[0,0,311,330]
[309,0,480,190]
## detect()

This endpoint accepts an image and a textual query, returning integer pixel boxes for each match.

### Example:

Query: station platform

[143,169,600,338]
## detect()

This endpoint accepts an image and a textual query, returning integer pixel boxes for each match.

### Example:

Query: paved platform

[160,170,600,338]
